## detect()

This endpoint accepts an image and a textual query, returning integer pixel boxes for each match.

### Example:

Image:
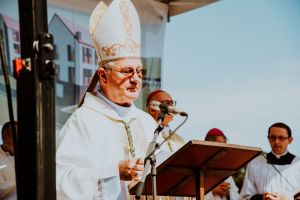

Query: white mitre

[89,0,141,63]
[79,0,141,107]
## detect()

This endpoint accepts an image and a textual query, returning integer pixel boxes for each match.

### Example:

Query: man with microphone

[56,0,162,199]
[146,89,186,152]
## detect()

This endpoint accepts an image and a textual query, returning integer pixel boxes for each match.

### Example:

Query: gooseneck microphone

[149,101,188,116]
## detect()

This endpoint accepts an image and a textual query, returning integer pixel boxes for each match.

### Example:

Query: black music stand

[129,140,263,200]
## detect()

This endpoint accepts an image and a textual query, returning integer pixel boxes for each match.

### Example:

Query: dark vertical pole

[17,0,56,199]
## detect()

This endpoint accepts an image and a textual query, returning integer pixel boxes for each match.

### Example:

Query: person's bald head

[1,121,17,155]
[146,89,174,126]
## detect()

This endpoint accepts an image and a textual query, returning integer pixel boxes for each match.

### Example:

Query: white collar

[96,91,135,120]
[272,150,288,159]
[83,92,139,122]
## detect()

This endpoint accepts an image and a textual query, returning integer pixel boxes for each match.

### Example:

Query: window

[82,68,92,86]
[12,30,20,42]
[82,46,86,63]
[94,50,98,65]
[67,45,75,61]
[56,64,60,80]
[87,48,92,64]
[82,46,92,64]
[68,66,75,84]
[13,43,20,54]
[54,45,59,60]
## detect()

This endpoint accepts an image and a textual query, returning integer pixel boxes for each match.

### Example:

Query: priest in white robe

[239,122,300,200]
[56,0,166,199]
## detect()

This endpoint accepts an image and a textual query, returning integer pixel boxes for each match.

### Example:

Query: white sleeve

[239,163,258,200]
[227,176,240,200]
[56,113,119,200]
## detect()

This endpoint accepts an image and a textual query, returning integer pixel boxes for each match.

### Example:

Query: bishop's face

[268,127,293,155]
[99,58,143,106]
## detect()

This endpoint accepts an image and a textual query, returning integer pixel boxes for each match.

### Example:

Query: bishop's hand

[212,182,230,197]
[119,158,144,181]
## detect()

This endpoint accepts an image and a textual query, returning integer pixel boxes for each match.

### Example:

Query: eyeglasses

[160,100,176,106]
[104,66,146,78]
[267,135,289,142]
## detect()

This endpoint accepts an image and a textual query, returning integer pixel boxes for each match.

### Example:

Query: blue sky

[163,0,300,154]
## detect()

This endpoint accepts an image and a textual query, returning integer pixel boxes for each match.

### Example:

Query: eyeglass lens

[268,135,289,141]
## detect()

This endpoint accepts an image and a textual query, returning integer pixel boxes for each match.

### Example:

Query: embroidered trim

[99,0,140,59]
[102,44,121,57]
[162,131,174,152]
[98,56,140,66]
[95,179,104,200]
[104,115,137,158]
[119,0,140,53]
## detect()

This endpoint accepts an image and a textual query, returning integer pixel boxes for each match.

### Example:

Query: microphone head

[179,112,188,116]
[149,101,188,116]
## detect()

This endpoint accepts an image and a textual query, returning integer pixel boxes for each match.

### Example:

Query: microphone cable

[153,113,188,155]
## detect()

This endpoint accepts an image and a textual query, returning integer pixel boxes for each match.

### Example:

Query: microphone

[149,101,188,116]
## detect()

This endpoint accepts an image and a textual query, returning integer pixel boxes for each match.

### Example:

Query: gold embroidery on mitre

[98,56,140,66]
[102,44,121,57]
[120,0,132,37]
[119,0,140,53]
[100,0,140,58]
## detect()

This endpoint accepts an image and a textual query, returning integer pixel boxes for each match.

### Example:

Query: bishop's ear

[98,68,108,84]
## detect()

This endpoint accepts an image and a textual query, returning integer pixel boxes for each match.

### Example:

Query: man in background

[204,128,240,200]
[0,121,17,200]
[146,89,185,152]
[240,122,300,200]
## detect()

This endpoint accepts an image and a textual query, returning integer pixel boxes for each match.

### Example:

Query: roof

[0,14,19,31]
[50,14,94,47]
[156,0,219,16]
[48,0,219,22]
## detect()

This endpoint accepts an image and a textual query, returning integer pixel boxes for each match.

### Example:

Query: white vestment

[56,92,163,200]
[205,176,239,200]
[239,153,300,200]
[161,126,185,153]
[0,148,16,200]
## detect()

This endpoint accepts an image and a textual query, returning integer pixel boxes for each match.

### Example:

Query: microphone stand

[155,113,188,153]
[135,112,188,199]
[135,113,166,200]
